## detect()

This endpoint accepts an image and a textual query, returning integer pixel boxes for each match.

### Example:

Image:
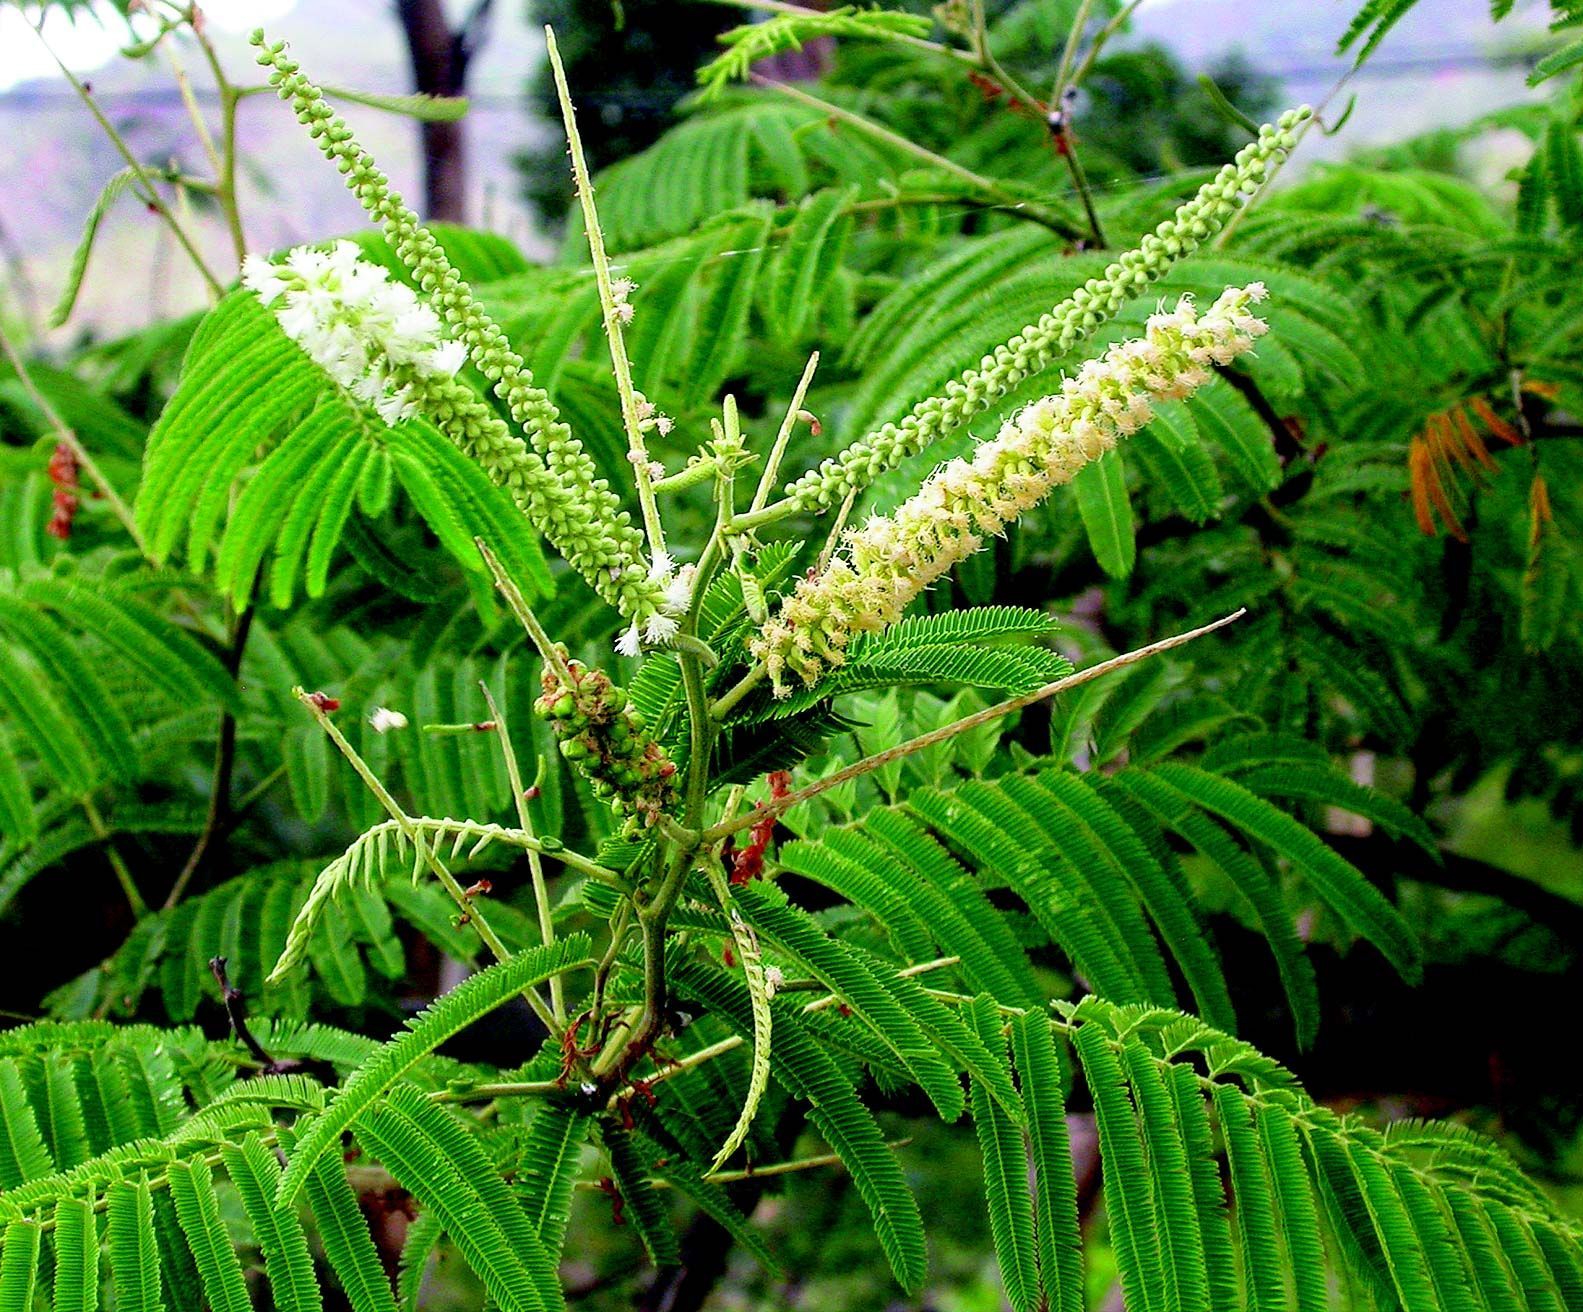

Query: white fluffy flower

[643,612,680,644]
[242,240,466,426]
[664,564,697,615]
[368,706,409,733]
[616,623,643,658]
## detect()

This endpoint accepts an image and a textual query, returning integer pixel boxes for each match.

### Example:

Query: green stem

[1050,0,1096,104]
[728,498,800,535]
[748,74,1087,240]
[480,681,565,1028]
[24,16,223,296]
[748,351,820,516]
[81,797,147,918]
[595,481,734,1085]
[703,610,1248,842]
[478,539,575,684]
[709,664,768,722]
[545,27,667,558]
[188,14,249,267]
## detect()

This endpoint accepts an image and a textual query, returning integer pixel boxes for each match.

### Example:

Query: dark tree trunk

[393,0,495,222]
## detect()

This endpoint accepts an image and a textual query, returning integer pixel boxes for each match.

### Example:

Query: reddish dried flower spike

[305,690,341,713]
[730,771,792,886]
[968,71,1003,102]
[46,443,80,541]
[597,1177,626,1226]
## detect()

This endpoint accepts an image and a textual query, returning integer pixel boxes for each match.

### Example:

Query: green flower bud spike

[777,109,1310,514]
[248,29,668,626]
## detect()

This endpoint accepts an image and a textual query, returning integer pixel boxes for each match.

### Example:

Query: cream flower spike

[751,284,1271,694]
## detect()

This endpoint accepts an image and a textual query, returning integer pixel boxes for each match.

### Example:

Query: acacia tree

[1,1,1582,1309]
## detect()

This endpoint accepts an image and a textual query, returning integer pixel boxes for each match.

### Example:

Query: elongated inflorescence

[780,110,1308,513]
[752,284,1270,694]
[249,30,671,631]
[243,240,693,635]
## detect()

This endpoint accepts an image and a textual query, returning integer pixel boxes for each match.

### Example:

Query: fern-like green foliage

[5,1,1583,1308]
[277,933,591,1203]
[138,287,551,615]
[696,7,933,96]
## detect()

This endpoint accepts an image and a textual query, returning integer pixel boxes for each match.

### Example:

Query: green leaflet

[53,1193,101,1312]
[1213,1085,1287,1312]
[220,1135,323,1312]
[276,934,591,1205]
[1008,1013,1084,1312]
[0,1220,42,1310]
[356,1084,563,1312]
[968,997,1040,1312]
[1168,1067,1238,1312]
[1122,1039,1210,1312]
[729,882,963,1119]
[1110,768,1321,1048]
[135,289,550,610]
[514,1102,587,1260]
[106,1177,165,1312]
[0,1058,55,1187]
[733,881,1020,1122]
[1074,1023,1167,1312]
[166,1158,252,1312]
[666,950,928,1292]
[601,1122,680,1268]
[640,1141,779,1276]
[1143,762,1422,982]
[1073,450,1136,578]
[279,1122,398,1312]
[0,726,34,847]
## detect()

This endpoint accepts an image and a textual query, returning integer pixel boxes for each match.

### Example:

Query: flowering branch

[754,284,1270,692]
[771,112,1306,517]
